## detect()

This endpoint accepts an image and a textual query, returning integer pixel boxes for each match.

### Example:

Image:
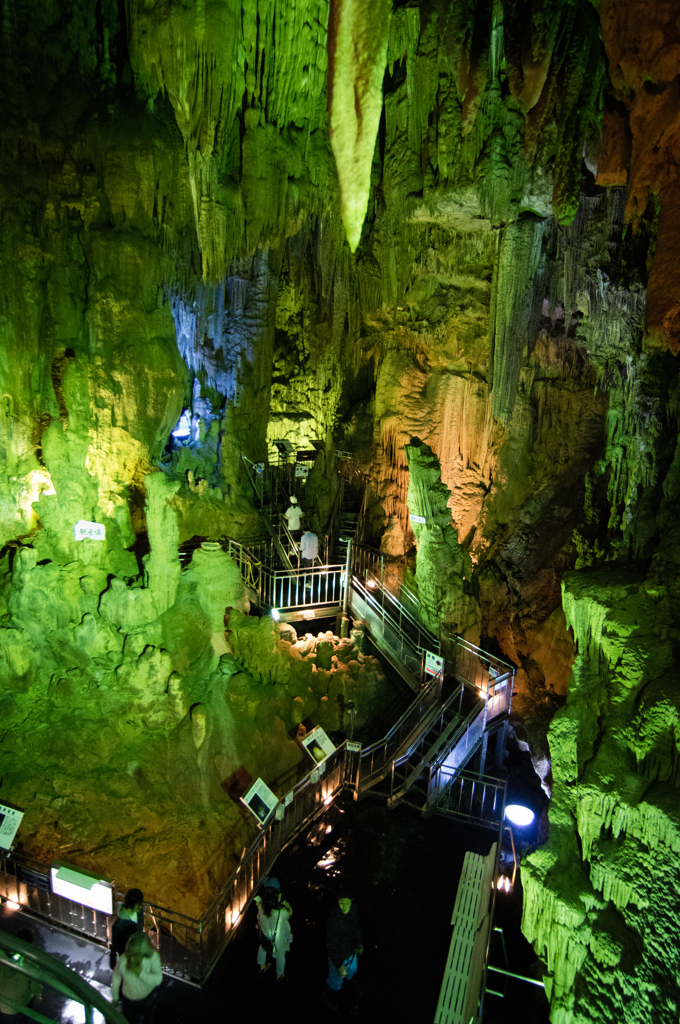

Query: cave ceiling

[2,2,680,1021]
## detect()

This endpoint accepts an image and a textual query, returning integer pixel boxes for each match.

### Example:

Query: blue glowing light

[505,804,535,827]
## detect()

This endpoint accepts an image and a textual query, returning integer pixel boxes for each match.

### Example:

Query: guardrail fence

[432,768,507,831]
[0,744,355,987]
[259,563,344,614]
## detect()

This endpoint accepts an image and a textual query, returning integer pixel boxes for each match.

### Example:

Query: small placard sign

[409,514,426,525]
[425,652,444,676]
[301,726,336,765]
[241,778,279,826]
[346,741,362,753]
[74,520,105,542]
[295,465,309,479]
[0,804,24,850]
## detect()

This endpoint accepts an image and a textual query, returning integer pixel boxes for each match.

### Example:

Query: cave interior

[2,0,680,1020]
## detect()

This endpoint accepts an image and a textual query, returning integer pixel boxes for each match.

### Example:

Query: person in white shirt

[284,496,304,538]
[255,882,293,981]
[111,932,162,1023]
[300,531,318,567]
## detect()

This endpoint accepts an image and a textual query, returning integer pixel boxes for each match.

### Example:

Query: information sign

[295,465,309,479]
[241,778,279,826]
[425,652,444,676]
[0,804,24,850]
[50,862,114,914]
[300,726,336,764]
[409,514,426,525]
[346,741,362,753]
[73,520,105,541]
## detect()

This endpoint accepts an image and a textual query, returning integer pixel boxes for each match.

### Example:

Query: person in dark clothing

[325,889,363,999]
[110,888,144,969]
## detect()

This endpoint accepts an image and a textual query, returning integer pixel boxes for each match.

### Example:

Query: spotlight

[505,804,535,827]
[230,910,240,926]
[324,796,333,807]
[5,901,20,911]
[366,579,376,589]
[271,608,280,621]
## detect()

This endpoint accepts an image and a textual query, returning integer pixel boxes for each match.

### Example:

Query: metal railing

[349,577,434,688]
[0,744,356,987]
[357,670,444,793]
[351,542,420,611]
[433,768,507,831]
[443,634,515,690]
[222,537,265,592]
[259,563,344,613]
[352,568,438,653]
[0,931,127,1024]
[194,740,352,981]
[0,855,111,946]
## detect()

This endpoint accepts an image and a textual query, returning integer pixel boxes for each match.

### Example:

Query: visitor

[299,530,318,567]
[0,929,42,1020]
[110,888,144,969]
[283,495,304,540]
[324,887,363,1009]
[111,932,162,1024]
[255,878,293,982]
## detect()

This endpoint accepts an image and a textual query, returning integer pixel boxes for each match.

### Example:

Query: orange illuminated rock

[598,0,680,352]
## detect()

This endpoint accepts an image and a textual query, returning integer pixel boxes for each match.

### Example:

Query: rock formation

[1,1,680,1013]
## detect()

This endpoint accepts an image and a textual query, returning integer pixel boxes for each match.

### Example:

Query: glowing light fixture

[231,910,240,927]
[271,608,280,621]
[366,579,376,589]
[5,900,20,911]
[505,804,535,827]
[324,796,333,807]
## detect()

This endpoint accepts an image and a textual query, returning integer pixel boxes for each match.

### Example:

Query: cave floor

[0,793,548,1023]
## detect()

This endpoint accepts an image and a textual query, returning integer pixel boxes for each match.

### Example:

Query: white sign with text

[74,520,105,541]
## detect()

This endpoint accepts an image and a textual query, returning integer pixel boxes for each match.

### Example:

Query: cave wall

[1,3,680,1009]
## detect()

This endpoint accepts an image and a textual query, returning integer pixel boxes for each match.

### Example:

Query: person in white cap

[284,496,304,539]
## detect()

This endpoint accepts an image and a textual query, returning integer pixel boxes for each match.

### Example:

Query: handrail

[351,542,420,608]
[429,699,486,772]
[0,931,127,1024]
[361,672,442,757]
[258,510,293,569]
[352,574,437,656]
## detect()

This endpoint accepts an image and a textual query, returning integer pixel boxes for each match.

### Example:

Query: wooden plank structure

[434,842,497,1024]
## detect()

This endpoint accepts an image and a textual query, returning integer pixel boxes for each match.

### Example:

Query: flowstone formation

[0,493,386,914]
[404,438,477,637]
[522,569,680,1023]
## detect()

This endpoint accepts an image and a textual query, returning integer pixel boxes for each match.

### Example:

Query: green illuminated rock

[0,3,679,985]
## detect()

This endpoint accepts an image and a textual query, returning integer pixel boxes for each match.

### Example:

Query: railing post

[339,538,352,638]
